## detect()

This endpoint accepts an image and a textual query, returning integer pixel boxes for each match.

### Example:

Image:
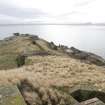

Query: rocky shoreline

[64,47,105,66]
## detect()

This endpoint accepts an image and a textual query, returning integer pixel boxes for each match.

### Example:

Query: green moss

[2,95,26,105]
[0,54,18,70]
[0,85,27,105]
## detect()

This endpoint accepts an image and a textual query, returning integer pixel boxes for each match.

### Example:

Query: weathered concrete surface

[80,98,105,105]
[0,85,27,105]
[75,98,105,105]
[69,85,105,105]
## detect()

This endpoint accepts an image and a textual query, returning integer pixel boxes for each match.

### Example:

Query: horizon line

[0,23,105,26]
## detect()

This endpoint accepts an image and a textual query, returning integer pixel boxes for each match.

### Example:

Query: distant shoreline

[0,24,105,26]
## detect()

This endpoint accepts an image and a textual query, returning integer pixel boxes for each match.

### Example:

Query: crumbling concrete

[0,85,27,105]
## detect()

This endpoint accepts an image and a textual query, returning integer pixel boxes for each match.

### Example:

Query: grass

[0,55,104,89]
[0,54,18,70]
[0,35,62,70]
[0,55,105,104]
[1,35,105,104]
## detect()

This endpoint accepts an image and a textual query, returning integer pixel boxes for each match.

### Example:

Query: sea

[0,24,105,58]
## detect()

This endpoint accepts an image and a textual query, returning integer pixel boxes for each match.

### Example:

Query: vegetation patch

[16,55,26,67]
[0,85,27,105]
[0,54,18,70]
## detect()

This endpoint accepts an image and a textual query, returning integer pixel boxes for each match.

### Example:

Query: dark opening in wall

[71,89,105,103]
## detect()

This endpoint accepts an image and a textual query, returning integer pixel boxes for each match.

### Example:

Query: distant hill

[0,33,105,70]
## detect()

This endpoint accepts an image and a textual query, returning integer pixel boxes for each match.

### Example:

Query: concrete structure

[78,98,105,105]
[69,85,105,105]
[0,85,27,105]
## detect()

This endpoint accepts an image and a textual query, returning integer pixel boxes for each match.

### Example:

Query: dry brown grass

[0,55,105,90]
[1,55,105,105]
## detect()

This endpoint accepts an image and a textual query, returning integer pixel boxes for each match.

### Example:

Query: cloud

[52,0,105,23]
[0,0,50,23]
[0,0,105,23]
[0,1,49,19]
[0,7,48,19]
[75,0,96,7]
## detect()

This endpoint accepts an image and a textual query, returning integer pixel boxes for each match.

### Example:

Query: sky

[0,0,105,24]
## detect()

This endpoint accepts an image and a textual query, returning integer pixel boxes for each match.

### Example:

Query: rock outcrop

[64,47,105,66]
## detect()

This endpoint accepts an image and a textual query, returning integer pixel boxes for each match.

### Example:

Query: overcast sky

[0,0,105,24]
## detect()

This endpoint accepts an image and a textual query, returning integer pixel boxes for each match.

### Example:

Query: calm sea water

[0,25,105,58]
